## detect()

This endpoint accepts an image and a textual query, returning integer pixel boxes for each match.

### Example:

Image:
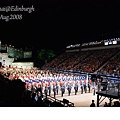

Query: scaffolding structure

[96,81,120,107]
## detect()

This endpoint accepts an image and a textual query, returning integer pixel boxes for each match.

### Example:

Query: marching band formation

[0,66,96,98]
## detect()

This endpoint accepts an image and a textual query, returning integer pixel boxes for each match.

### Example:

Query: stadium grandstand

[1,38,120,107]
[43,37,120,75]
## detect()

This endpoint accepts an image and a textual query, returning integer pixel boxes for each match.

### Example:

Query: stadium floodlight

[108,41,112,44]
[113,40,117,44]
[104,42,108,45]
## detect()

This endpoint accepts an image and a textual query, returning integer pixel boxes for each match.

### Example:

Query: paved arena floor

[49,89,119,107]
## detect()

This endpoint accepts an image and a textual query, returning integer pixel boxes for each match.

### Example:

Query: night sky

[0,0,120,50]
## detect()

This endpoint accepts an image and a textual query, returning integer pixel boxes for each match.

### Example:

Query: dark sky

[0,0,120,50]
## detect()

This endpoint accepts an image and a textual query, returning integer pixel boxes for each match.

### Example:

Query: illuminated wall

[11,62,34,68]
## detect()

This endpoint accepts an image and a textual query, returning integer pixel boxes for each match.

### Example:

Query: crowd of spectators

[75,48,118,72]
[99,51,120,75]
[45,52,75,69]
[44,48,119,74]
[103,101,120,107]
[58,51,92,70]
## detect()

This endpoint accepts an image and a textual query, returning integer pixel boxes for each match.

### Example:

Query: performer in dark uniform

[61,85,65,97]
[56,83,59,95]
[88,82,91,93]
[41,82,44,93]
[67,84,72,96]
[74,83,78,95]
[97,81,101,91]
[93,86,96,96]
[53,85,56,98]
[48,84,51,96]
[80,84,83,94]
[37,84,43,97]
[83,83,87,93]
[44,86,48,99]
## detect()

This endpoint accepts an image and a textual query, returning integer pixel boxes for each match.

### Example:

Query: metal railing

[97,82,120,96]
[41,93,74,107]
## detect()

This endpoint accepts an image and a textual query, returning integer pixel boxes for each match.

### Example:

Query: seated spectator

[104,102,108,107]
[90,100,95,107]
